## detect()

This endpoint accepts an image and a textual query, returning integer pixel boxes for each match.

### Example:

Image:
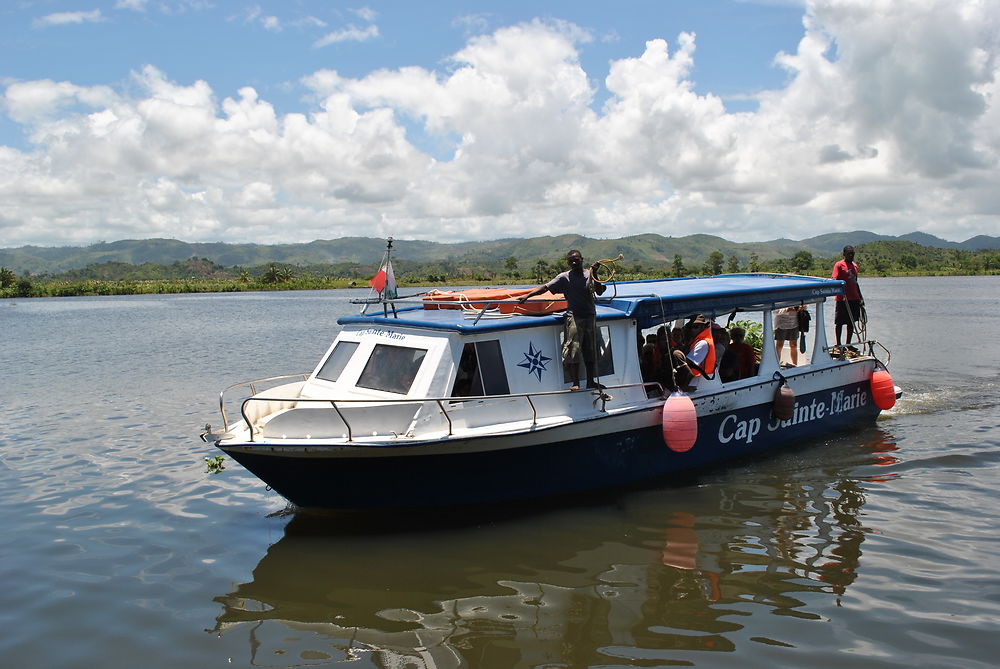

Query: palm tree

[0,266,16,288]
[262,263,295,284]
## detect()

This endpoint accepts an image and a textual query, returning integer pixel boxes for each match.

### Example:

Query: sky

[1,0,998,248]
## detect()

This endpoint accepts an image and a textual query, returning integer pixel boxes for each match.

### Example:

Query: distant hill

[959,235,1000,251]
[1,231,997,275]
[898,231,958,248]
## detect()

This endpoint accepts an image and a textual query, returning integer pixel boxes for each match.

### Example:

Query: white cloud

[351,7,377,23]
[452,13,493,36]
[157,1,214,15]
[241,5,261,24]
[114,0,149,11]
[3,79,117,124]
[3,1,1000,247]
[238,4,281,31]
[313,24,379,48]
[296,16,328,29]
[33,10,104,28]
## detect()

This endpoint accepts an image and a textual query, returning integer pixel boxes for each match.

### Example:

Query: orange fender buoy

[663,391,698,452]
[870,369,896,410]
[773,382,796,421]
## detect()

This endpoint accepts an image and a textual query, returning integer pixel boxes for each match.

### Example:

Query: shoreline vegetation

[2,240,998,299]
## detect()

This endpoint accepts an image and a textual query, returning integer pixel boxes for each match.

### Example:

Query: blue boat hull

[222,379,880,509]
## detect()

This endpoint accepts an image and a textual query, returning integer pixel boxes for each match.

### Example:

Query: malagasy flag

[369,260,397,299]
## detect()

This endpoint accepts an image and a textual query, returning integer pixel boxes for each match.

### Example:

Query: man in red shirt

[719,326,757,381]
[832,245,864,346]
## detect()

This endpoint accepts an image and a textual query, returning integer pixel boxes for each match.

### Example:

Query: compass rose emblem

[517,342,551,382]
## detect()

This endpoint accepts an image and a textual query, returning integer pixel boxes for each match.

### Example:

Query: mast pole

[383,237,395,318]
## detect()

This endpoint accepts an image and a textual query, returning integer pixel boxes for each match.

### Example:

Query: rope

[462,307,512,319]
[843,300,868,344]
[583,253,623,391]
[589,253,624,287]
[659,296,676,392]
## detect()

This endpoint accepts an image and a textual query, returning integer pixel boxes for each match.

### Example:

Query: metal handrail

[328,400,351,442]
[434,399,453,436]
[218,373,309,432]
[525,394,538,425]
[235,381,665,442]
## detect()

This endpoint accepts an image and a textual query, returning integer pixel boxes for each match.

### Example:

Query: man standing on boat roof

[519,250,607,390]
[832,245,864,346]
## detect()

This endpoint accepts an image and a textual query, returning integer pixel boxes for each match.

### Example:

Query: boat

[201,253,899,509]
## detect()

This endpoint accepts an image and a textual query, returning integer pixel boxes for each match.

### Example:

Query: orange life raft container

[422,288,567,315]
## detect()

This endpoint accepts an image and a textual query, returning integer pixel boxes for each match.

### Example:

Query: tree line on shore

[2,239,998,299]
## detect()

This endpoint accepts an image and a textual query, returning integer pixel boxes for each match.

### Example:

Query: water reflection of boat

[211,437,891,666]
[202,263,899,509]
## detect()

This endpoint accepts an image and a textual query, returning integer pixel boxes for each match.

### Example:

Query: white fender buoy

[662,391,697,453]
[870,369,896,410]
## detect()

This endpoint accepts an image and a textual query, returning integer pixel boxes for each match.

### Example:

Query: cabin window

[315,341,359,382]
[561,325,614,383]
[356,344,427,394]
[719,318,762,382]
[451,340,510,398]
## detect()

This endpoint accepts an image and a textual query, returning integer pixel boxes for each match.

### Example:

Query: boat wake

[883,381,1000,417]
[891,448,1000,471]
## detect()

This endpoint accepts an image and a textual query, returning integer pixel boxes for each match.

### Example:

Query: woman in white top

[774,306,800,366]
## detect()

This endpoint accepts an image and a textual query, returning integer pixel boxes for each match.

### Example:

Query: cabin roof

[339,273,845,333]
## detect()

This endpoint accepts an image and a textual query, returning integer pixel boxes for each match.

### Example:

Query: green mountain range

[2,231,997,275]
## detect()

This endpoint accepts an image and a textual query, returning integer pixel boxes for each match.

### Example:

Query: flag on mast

[383,259,397,299]
[369,259,397,299]
[368,237,397,301]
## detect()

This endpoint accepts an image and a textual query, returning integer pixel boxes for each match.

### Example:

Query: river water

[2,276,998,668]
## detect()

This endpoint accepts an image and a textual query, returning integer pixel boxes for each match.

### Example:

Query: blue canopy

[339,273,844,333]
[604,273,843,329]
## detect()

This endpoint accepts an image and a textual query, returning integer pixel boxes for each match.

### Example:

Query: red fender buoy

[773,382,796,421]
[663,391,698,453]
[870,369,896,410]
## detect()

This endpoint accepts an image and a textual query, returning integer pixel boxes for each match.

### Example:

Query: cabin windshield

[356,344,427,394]
[315,340,359,382]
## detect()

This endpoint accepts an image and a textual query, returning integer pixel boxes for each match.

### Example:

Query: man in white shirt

[671,315,716,391]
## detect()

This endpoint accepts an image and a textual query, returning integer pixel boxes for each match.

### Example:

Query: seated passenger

[640,333,659,381]
[719,334,739,383]
[671,315,716,391]
[654,326,677,391]
[712,323,730,366]
[729,327,757,379]
[670,326,683,348]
